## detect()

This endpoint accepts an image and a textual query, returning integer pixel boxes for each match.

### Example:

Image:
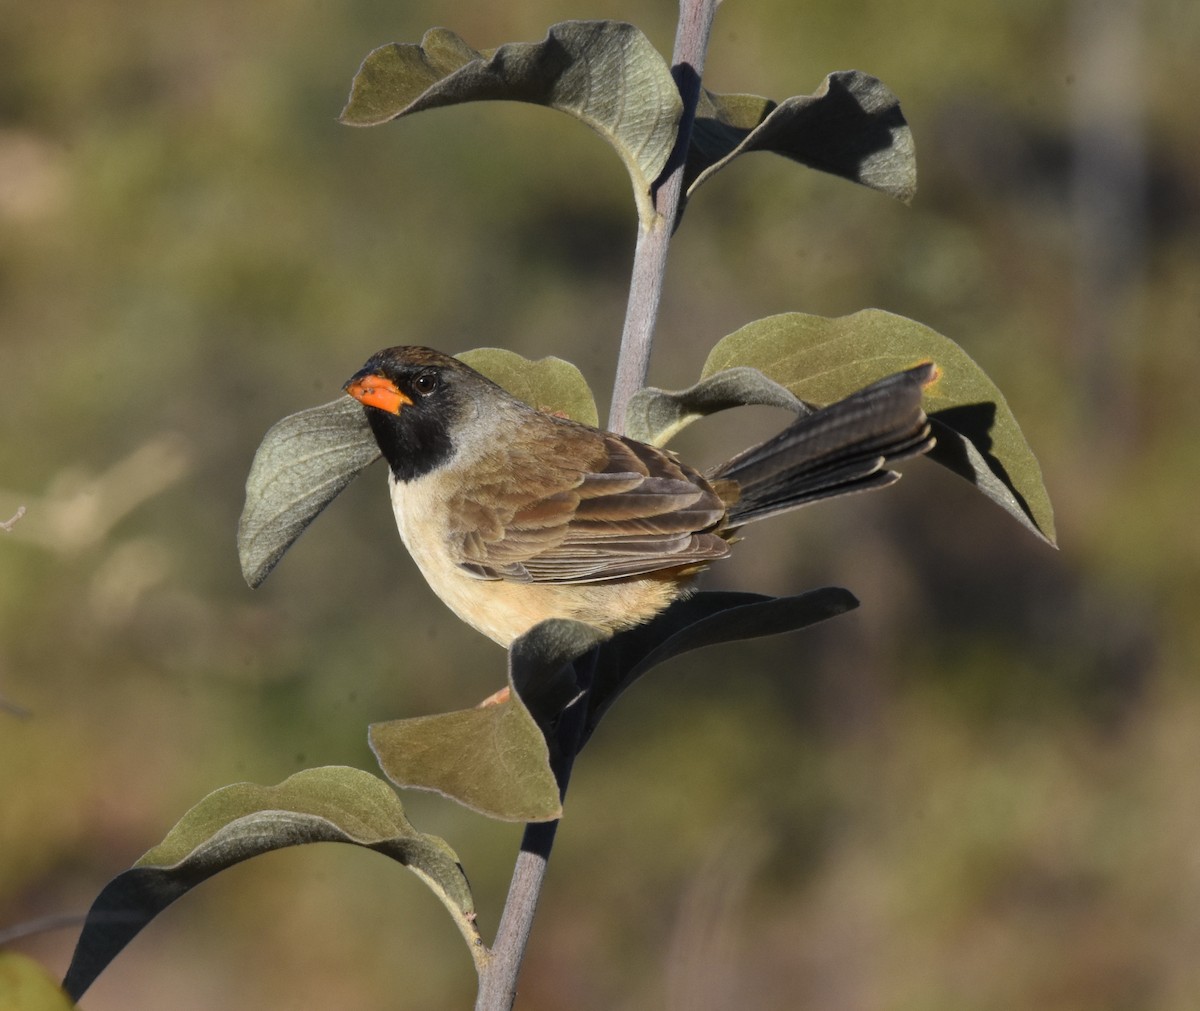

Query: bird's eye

[413,372,438,396]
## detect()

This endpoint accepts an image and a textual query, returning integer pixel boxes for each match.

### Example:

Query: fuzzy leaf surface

[458,348,599,426]
[624,366,807,446]
[340,21,681,225]
[238,395,380,587]
[685,71,916,207]
[703,311,1055,543]
[0,954,77,1011]
[62,767,477,1000]
[370,619,607,822]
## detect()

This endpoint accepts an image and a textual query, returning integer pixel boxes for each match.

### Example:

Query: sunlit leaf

[583,588,858,744]
[370,619,606,822]
[340,21,682,227]
[685,71,916,208]
[238,396,380,588]
[624,366,807,446]
[702,311,1055,543]
[62,767,478,1000]
[370,706,559,824]
[0,953,77,1011]
[458,348,599,426]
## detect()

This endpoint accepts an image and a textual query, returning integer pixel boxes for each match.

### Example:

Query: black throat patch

[364,394,456,483]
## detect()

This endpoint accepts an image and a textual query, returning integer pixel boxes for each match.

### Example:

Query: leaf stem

[608,0,718,433]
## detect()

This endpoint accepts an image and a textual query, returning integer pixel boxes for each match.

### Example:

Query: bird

[344,346,936,648]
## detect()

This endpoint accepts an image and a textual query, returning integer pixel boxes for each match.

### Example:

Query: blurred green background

[3,0,1198,1007]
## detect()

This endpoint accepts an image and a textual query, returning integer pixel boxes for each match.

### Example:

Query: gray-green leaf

[624,366,807,446]
[370,619,606,822]
[458,348,599,426]
[238,395,381,588]
[62,767,479,1000]
[702,311,1055,543]
[340,21,682,227]
[685,71,916,207]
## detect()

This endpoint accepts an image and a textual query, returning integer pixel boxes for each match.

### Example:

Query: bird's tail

[710,363,937,527]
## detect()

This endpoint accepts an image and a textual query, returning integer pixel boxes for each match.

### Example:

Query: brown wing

[447,424,730,584]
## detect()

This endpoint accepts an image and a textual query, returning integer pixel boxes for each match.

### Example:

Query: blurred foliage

[2,0,1199,1008]
[0,951,77,1010]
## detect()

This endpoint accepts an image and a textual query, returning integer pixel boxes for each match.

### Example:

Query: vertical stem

[474,824,558,1011]
[608,0,719,432]
[476,700,585,1011]
[480,2,719,1006]
[608,222,670,432]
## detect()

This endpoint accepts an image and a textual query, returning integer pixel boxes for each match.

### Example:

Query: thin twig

[476,688,587,1010]
[607,0,719,433]
[474,822,559,1010]
[1,505,26,532]
[0,912,89,945]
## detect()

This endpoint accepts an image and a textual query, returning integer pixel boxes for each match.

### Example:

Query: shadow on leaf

[62,767,478,1000]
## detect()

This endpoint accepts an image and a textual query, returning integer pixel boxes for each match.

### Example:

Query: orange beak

[344,372,411,415]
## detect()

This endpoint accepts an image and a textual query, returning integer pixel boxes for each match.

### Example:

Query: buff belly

[410,564,684,647]
[387,473,687,647]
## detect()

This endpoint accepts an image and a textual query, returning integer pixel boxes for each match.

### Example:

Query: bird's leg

[476,685,512,708]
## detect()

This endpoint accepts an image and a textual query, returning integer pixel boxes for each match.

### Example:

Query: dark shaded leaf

[340,21,681,226]
[63,767,478,1000]
[0,953,77,1011]
[583,588,858,744]
[624,366,808,446]
[238,396,380,588]
[370,620,607,822]
[458,348,599,426]
[702,311,1055,543]
[685,72,916,207]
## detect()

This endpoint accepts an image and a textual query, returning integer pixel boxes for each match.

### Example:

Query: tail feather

[711,363,936,526]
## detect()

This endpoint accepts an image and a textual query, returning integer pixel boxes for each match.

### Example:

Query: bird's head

[344,346,493,482]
